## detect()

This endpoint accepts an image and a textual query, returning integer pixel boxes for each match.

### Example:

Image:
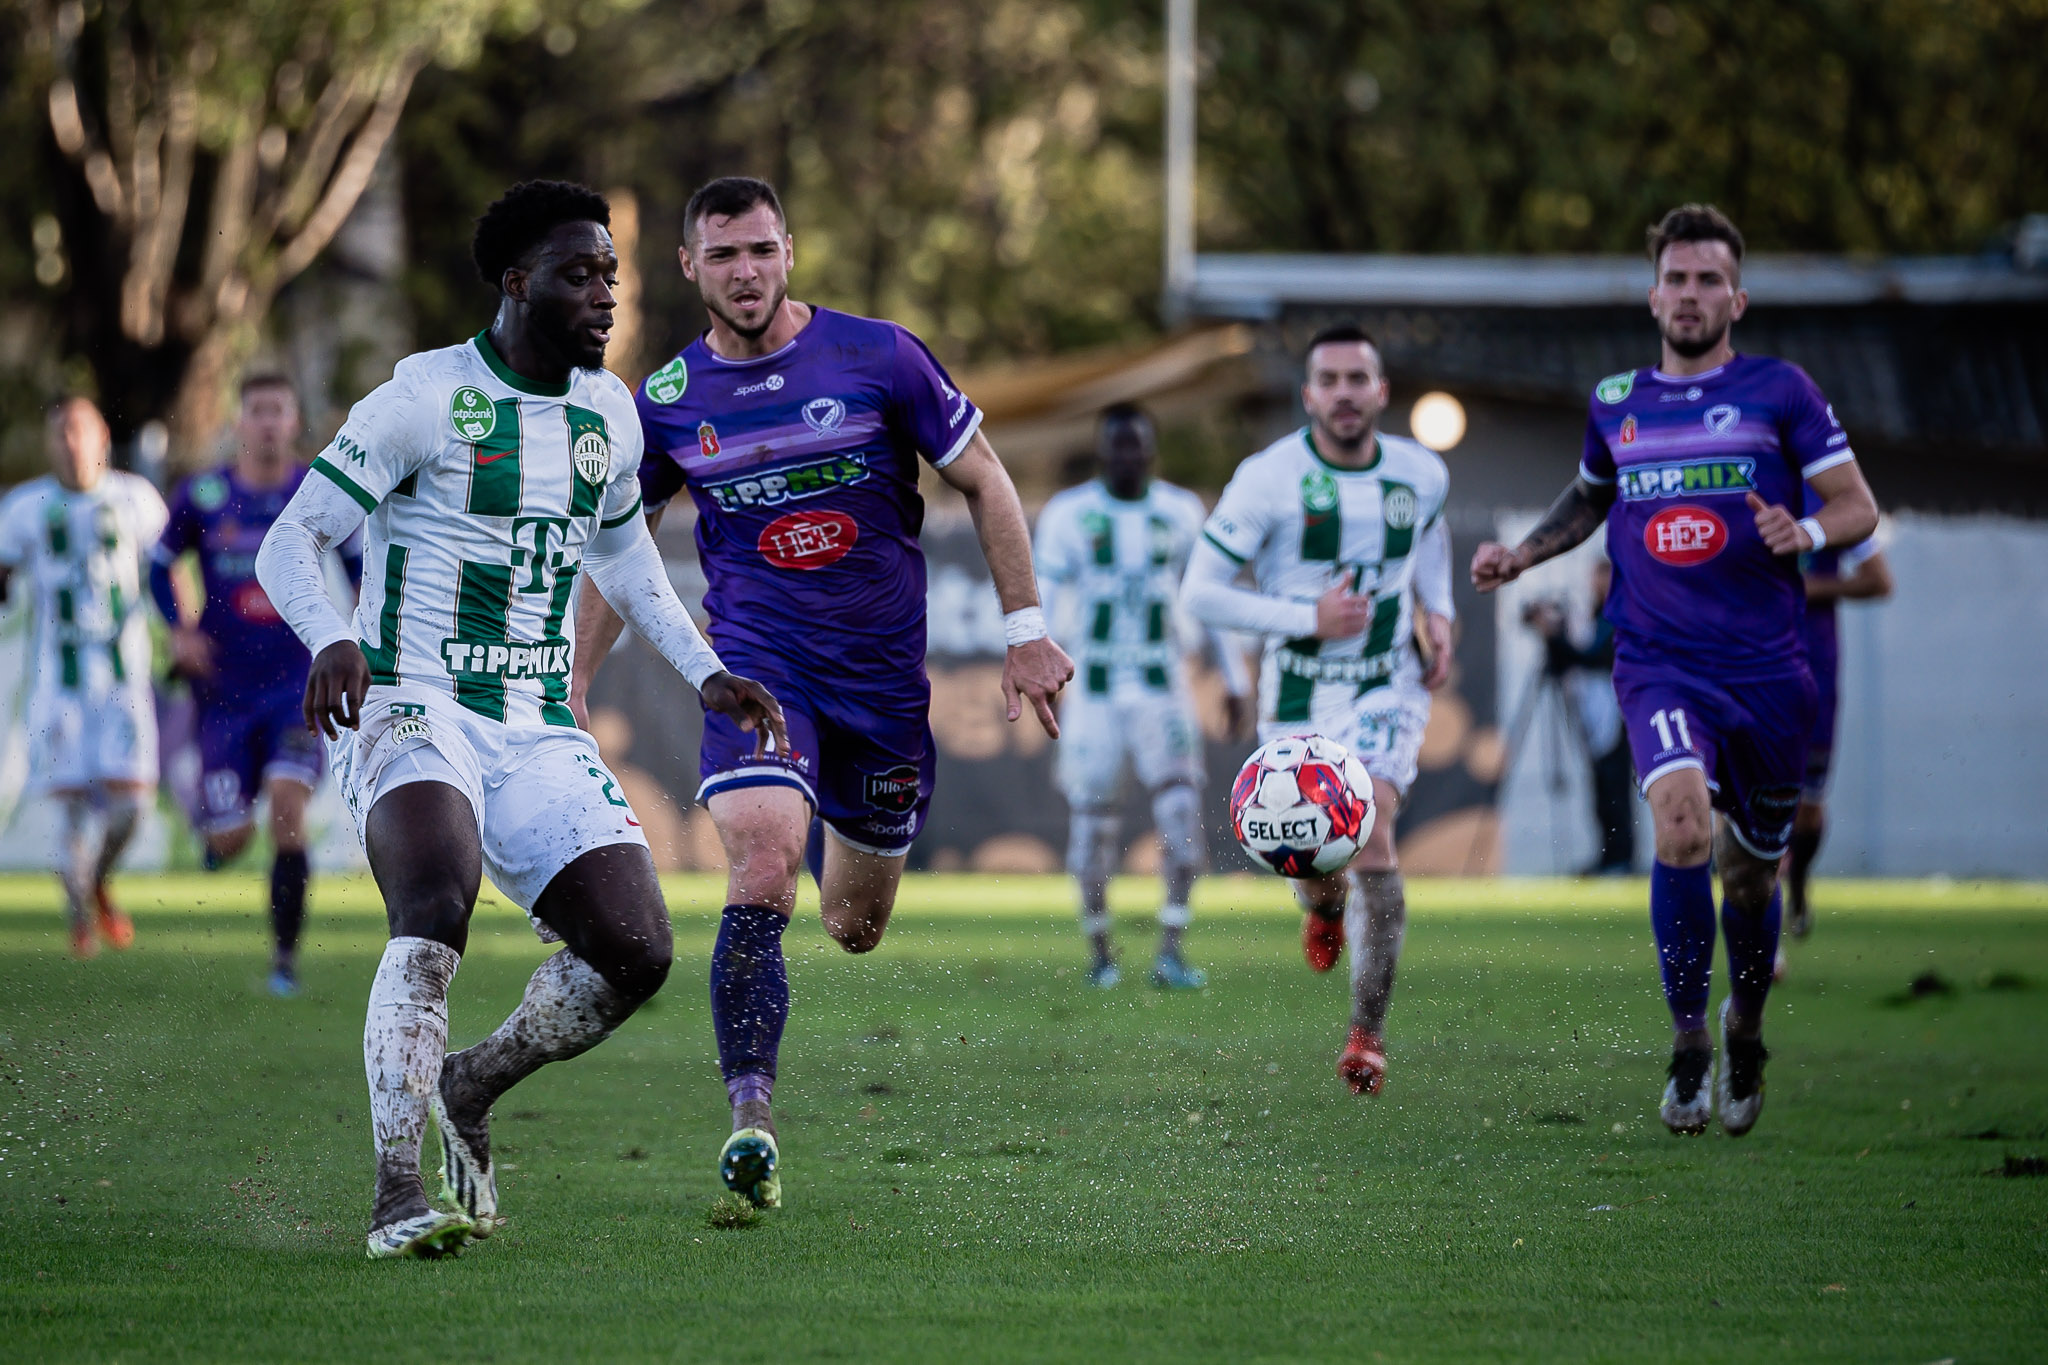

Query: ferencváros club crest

[451,387,497,441]
[574,430,610,484]
[1381,484,1417,529]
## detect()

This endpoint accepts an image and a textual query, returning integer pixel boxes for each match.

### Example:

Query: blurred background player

[0,398,167,956]
[570,175,1072,1208]
[1784,510,1892,943]
[1524,558,1636,876]
[1470,204,1879,1138]
[1183,324,1455,1095]
[1035,404,1250,989]
[150,375,360,995]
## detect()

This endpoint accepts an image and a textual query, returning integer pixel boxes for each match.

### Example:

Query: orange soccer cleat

[70,918,98,959]
[1338,1026,1386,1096]
[94,886,135,951]
[1302,912,1344,973]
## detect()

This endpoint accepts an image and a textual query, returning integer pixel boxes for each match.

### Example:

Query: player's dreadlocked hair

[1647,203,1745,275]
[471,180,611,292]
[683,176,785,248]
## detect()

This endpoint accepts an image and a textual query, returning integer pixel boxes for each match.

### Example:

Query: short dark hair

[238,372,297,402]
[1098,402,1152,433]
[1646,203,1744,274]
[1304,322,1380,372]
[684,176,786,248]
[472,180,611,291]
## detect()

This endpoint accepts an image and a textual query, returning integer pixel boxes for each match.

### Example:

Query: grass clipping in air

[705,1193,763,1230]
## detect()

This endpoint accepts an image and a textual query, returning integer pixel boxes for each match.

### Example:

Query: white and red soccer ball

[1229,734,1375,878]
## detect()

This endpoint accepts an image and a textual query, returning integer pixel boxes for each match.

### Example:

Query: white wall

[1495,511,2048,878]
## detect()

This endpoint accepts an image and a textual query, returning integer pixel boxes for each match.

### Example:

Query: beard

[532,300,608,372]
[709,282,785,342]
[1664,320,1728,359]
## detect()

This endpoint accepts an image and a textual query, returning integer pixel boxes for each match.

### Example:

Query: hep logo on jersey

[758,510,858,569]
[1644,504,1727,566]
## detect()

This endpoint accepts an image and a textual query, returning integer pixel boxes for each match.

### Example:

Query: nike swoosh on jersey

[474,450,513,465]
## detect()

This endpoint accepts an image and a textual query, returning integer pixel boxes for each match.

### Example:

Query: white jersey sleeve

[1412,515,1455,622]
[309,363,437,513]
[0,484,38,570]
[1199,463,1272,566]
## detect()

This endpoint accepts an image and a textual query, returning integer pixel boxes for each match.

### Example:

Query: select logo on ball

[758,510,858,570]
[1644,504,1726,566]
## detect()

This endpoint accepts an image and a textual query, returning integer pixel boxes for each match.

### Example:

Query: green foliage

[1,872,2045,1359]
[1198,0,2048,255]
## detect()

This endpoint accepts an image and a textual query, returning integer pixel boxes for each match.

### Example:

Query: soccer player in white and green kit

[1183,325,1455,1096]
[256,181,784,1259]
[1036,405,1249,988]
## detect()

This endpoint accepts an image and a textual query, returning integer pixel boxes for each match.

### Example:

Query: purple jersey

[635,307,982,682]
[1579,354,1855,680]
[158,467,316,708]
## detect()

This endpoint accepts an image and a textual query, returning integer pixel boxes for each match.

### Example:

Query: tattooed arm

[1468,476,1615,593]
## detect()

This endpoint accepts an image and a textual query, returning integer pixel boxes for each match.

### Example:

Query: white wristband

[1797,517,1827,553]
[1003,606,1047,647]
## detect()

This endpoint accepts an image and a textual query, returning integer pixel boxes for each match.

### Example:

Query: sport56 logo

[1644,504,1726,566]
[758,510,858,569]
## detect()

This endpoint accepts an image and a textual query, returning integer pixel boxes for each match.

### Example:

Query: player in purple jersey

[1472,205,1878,1138]
[150,375,358,994]
[1784,515,1891,946]
[570,177,1072,1207]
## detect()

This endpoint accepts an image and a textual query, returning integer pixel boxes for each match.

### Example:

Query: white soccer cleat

[432,1089,503,1236]
[1660,1045,1713,1136]
[1715,998,1770,1137]
[366,1208,474,1260]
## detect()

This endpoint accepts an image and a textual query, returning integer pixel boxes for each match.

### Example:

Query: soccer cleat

[1660,1045,1714,1135]
[1151,956,1207,990]
[1302,912,1344,973]
[1786,893,1813,941]
[1087,961,1121,989]
[1771,946,1788,983]
[93,888,134,951]
[1338,1026,1386,1095]
[366,1208,474,1260]
[1715,999,1770,1137]
[267,968,299,998]
[720,1127,781,1209]
[431,1086,503,1236]
[69,919,98,959]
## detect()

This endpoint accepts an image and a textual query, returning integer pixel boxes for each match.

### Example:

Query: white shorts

[1259,676,1431,801]
[1055,687,1205,811]
[27,682,158,792]
[333,684,648,917]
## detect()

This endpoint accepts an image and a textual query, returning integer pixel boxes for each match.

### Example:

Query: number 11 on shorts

[1649,707,1693,752]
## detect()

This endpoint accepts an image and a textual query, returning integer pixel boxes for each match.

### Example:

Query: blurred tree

[8,0,520,460]
[1197,0,2048,256]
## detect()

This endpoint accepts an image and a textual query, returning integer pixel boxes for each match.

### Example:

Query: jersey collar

[1650,354,1740,385]
[1304,428,1382,473]
[472,330,571,398]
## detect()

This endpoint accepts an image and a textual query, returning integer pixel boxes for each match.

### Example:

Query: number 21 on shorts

[1649,707,1694,753]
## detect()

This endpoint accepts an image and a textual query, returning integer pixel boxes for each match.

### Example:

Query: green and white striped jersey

[1200,429,1449,722]
[309,333,644,728]
[0,472,166,696]
[1035,478,1209,696]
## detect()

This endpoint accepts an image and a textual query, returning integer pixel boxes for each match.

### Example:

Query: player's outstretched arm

[1470,476,1614,593]
[938,432,1074,737]
[580,512,789,758]
[568,504,663,727]
[255,470,372,738]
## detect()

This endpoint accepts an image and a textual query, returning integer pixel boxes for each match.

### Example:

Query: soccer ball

[1228,734,1375,878]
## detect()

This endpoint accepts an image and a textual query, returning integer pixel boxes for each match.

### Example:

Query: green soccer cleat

[1151,955,1207,990]
[366,1208,474,1260]
[1087,961,1122,989]
[432,1087,504,1237]
[720,1126,781,1209]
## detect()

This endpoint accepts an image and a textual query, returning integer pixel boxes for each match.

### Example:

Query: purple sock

[1650,860,1715,1033]
[1722,883,1783,1020]
[710,903,789,1092]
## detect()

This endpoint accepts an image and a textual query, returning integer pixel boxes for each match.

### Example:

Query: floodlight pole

[1163,0,1196,326]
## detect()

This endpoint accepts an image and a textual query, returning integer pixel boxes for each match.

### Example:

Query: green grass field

[2,871,2044,1362]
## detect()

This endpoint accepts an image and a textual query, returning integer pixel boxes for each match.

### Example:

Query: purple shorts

[1614,661,1816,860]
[1803,641,1839,801]
[697,651,934,858]
[195,692,325,833]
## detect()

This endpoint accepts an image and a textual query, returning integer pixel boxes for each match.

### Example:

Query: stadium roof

[1190,252,2048,316]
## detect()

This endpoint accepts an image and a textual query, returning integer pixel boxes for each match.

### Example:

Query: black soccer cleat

[1660,1045,1713,1135]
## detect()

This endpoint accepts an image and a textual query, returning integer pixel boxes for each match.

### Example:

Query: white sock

[94,791,142,884]
[364,936,460,1199]
[1151,783,1204,911]
[1067,811,1120,937]
[59,796,101,924]
[448,950,632,1108]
